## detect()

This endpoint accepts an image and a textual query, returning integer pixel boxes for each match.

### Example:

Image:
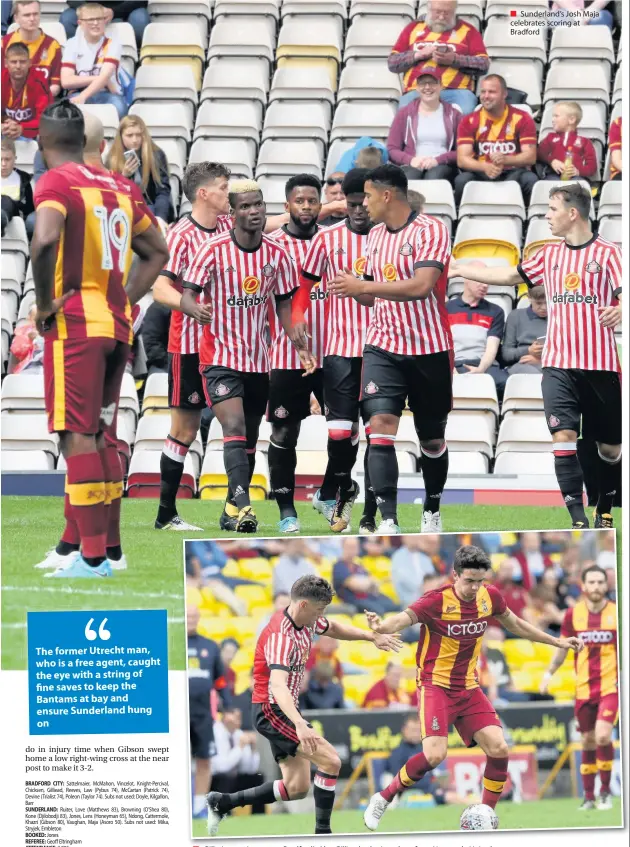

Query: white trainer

[312,489,335,522]
[421,510,442,532]
[108,553,128,571]
[205,792,225,836]
[376,519,401,535]
[597,793,613,810]
[155,515,203,531]
[364,792,390,831]
[34,548,80,569]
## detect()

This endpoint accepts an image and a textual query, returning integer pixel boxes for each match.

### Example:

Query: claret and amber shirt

[561,600,617,702]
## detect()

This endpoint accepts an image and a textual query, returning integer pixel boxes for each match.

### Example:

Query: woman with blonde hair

[107,114,173,223]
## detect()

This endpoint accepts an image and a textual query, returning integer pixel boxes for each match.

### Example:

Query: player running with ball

[362,545,583,831]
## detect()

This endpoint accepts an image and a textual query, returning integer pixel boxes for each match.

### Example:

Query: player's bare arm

[31,205,76,329]
[329,267,441,302]
[180,285,213,324]
[540,645,570,695]
[277,296,317,375]
[153,273,188,312]
[269,668,321,754]
[496,608,583,652]
[125,224,170,306]
[325,619,402,652]
[365,609,418,635]
[599,293,622,328]
[448,261,522,287]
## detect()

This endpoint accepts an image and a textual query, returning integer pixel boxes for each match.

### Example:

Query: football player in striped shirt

[541,564,618,811]
[206,574,402,836]
[363,545,583,831]
[449,182,622,529]
[152,162,230,532]
[295,168,377,533]
[182,181,304,533]
[267,175,324,534]
[330,164,454,535]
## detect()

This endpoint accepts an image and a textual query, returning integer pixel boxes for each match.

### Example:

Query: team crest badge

[481,599,489,615]
[432,717,440,731]
[215,383,230,397]
[399,242,413,257]
[262,263,275,278]
[364,381,379,395]
[585,261,602,274]
[445,605,457,614]
[188,392,200,404]
[275,406,289,418]
[549,415,560,427]
[200,648,208,658]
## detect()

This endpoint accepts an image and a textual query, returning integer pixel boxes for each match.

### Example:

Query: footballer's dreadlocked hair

[38,99,85,153]
[228,179,262,209]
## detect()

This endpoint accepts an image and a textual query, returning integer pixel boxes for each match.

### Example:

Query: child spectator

[538,102,598,181]
[9,303,43,373]
[1,41,50,138]
[407,189,425,213]
[1,135,33,235]
[355,145,384,169]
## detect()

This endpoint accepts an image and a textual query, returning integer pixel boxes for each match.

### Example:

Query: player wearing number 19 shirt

[295,169,377,534]
[449,182,622,529]
[329,164,453,536]
[31,100,167,578]
[181,181,298,534]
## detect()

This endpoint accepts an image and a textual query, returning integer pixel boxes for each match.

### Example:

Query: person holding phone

[106,114,173,225]
[501,286,549,375]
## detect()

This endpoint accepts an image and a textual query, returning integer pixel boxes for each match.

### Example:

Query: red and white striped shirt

[302,219,373,358]
[268,226,325,369]
[365,213,453,356]
[162,214,232,354]
[518,235,621,372]
[185,230,297,373]
[252,609,329,706]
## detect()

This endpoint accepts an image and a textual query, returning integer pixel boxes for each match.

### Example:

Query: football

[459,804,499,831]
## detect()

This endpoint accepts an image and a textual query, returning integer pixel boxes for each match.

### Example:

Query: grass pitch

[190,796,622,838]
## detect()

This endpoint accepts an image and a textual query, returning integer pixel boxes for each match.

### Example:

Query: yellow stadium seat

[343,673,379,706]
[503,639,537,664]
[223,617,259,643]
[199,460,229,500]
[238,557,273,581]
[197,616,233,642]
[346,643,389,668]
[351,613,368,629]
[232,648,255,674]
[452,238,520,265]
[141,395,170,415]
[275,56,338,92]
[199,587,217,612]
[235,670,252,695]
[318,558,333,581]
[490,553,505,573]
[326,613,352,629]
[250,602,273,618]
[222,559,240,578]
[379,582,400,603]
[499,532,518,547]
[234,584,270,610]
[400,644,418,669]
[186,585,203,610]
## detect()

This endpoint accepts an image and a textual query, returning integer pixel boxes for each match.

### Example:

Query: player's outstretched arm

[325,619,403,652]
[329,268,441,302]
[447,261,522,287]
[496,608,583,653]
[126,224,170,306]
[269,669,321,754]
[540,646,570,695]
[364,609,417,635]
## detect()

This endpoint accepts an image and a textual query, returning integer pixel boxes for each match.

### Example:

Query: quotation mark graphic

[85,617,111,641]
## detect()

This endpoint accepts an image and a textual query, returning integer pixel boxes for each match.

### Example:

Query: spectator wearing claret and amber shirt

[454,74,538,206]
[538,102,598,182]
[363,662,419,709]
[389,0,489,113]
[609,115,622,180]
[1,41,50,138]
[1,0,62,96]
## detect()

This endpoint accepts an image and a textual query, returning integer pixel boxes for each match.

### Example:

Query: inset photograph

[186,530,621,837]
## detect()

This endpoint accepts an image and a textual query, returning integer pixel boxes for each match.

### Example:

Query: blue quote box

[27,609,169,735]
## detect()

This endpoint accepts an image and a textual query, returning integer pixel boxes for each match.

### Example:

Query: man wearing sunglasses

[318,172,347,227]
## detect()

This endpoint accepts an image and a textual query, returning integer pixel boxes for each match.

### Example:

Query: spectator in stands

[389,0,489,113]
[305,634,343,684]
[522,584,564,634]
[550,1,614,28]
[8,303,43,373]
[186,540,260,617]
[1,41,50,138]
[2,1,62,96]
[333,537,400,617]
[61,3,127,119]
[299,660,345,710]
[363,662,418,709]
[140,300,170,375]
[219,637,239,697]
[272,538,318,596]
[480,626,531,704]
[391,535,436,606]
[1,136,32,235]
[386,67,461,182]
[1,1,11,35]
[231,670,254,731]
[454,75,538,206]
[609,114,621,180]
[210,707,264,814]
[107,114,173,223]
[407,189,425,212]
[318,171,347,226]
[538,102,598,182]
[61,1,150,46]
[335,136,387,173]
[255,592,290,638]
[501,286,548,375]
[493,558,530,621]
[447,260,508,399]
[508,532,556,590]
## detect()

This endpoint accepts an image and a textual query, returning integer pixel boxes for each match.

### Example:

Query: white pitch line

[2,616,186,629]
[2,585,184,600]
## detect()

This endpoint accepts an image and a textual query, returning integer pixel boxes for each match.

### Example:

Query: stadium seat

[494,451,555,475]
[206,417,273,453]
[1,293,17,342]
[0,449,55,471]
[485,0,548,20]
[502,374,544,416]
[237,557,274,581]
[418,0,483,27]
[330,102,397,142]
[107,21,137,76]
[296,416,329,451]
[189,138,256,178]
[129,102,192,149]
[135,415,202,474]
[127,449,196,497]
[453,219,521,264]
[549,25,615,67]
[282,0,346,19]
[215,0,281,20]
[495,413,552,455]
[523,219,562,261]
[1,216,29,260]
[448,451,489,474]
[194,101,263,144]
[148,0,213,22]
[269,66,335,113]
[408,180,456,227]
[337,60,402,102]
[483,19,547,66]
[445,415,493,459]
[1,253,25,306]
[343,674,379,706]
[133,65,199,116]
[201,58,270,106]
[16,291,35,326]
[262,101,331,148]
[486,293,513,319]
[14,139,38,175]
[258,175,289,214]
[354,448,416,476]
[539,102,606,158]
[528,179,594,220]
[598,180,622,221]
[484,59,542,113]
[543,62,610,106]
[141,22,207,86]
[325,140,353,176]
[344,16,413,61]
[350,0,415,20]
[256,140,323,178]
[7,17,66,43]
[199,450,269,500]
[612,66,622,107]
[141,372,169,415]
[234,583,272,614]
[1,374,45,413]
[452,374,500,418]
[209,16,277,66]
[118,372,140,428]
[0,414,59,458]
[598,218,622,247]
[277,17,344,89]
[459,181,525,221]
[76,104,120,140]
